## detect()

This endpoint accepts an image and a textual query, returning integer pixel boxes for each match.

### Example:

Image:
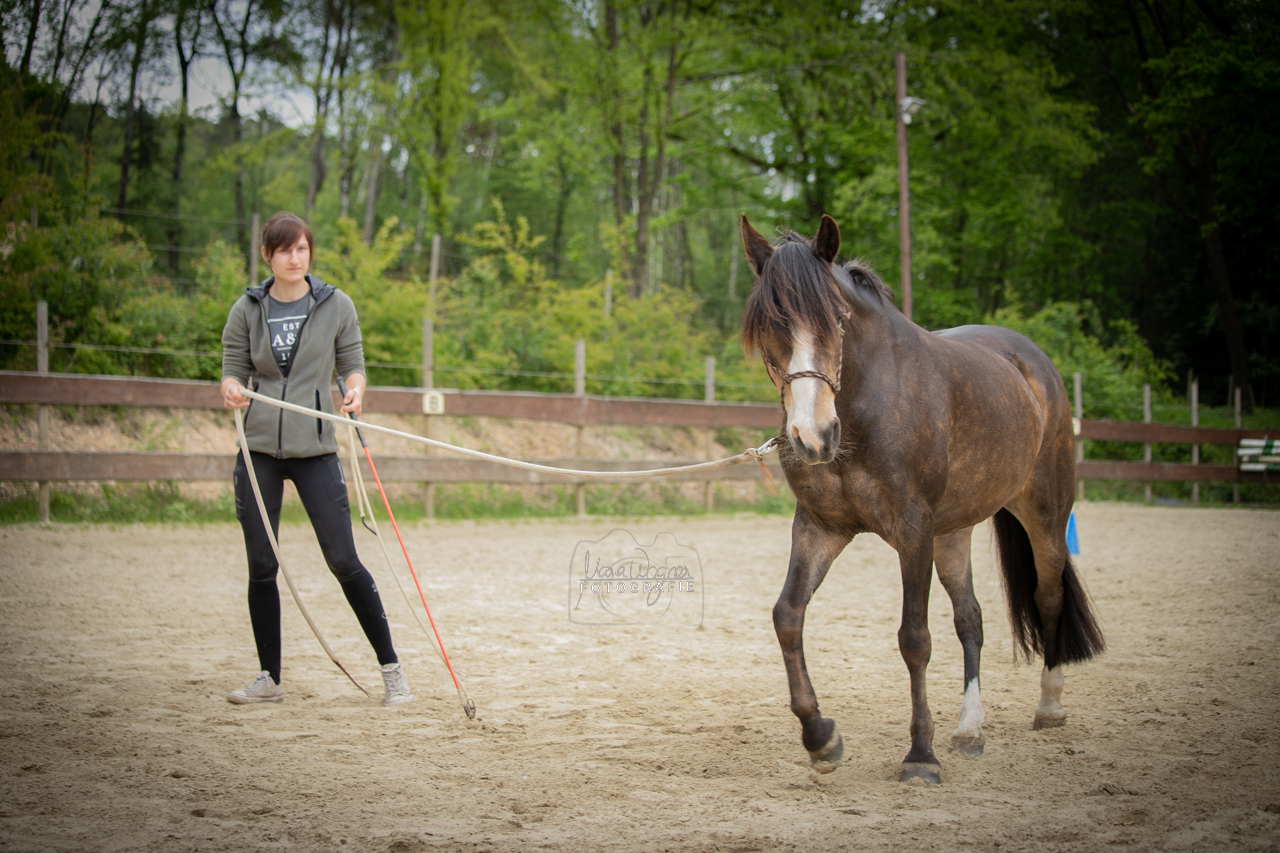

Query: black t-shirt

[266,294,310,371]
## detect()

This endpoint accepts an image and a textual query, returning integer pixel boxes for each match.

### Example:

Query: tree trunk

[304,6,335,217]
[232,103,245,250]
[363,146,382,243]
[20,0,43,75]
[551,150,573,280]
[1192,128,1252,408]
[605,0,630,283]
[305,119,327,216]
[170,2,199,276]
[116,9,150,215]
[170,95,188,274]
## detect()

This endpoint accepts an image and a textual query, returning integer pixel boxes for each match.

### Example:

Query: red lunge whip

[337,378,475,720]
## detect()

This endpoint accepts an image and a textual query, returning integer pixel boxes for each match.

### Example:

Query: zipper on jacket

[276,377,287,458]
[272,288,314,459]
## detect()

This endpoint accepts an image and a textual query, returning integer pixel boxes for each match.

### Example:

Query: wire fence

[0,339,776,395]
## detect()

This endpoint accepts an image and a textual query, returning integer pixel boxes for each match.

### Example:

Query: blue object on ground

[1065,511,1080,555]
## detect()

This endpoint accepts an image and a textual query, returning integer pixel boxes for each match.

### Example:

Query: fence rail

[1,371,1276,489]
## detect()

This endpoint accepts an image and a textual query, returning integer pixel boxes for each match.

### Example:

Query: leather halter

[764,316,847,400]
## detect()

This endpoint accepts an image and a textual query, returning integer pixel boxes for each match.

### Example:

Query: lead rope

[233,407,371,697]
[343,417,476,720]
[237,387,781,479]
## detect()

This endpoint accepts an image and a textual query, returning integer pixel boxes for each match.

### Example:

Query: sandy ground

[1,503,1278,852]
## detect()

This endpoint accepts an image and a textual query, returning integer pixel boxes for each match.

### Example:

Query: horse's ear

[741,214,774,276]
[813,214,840,263]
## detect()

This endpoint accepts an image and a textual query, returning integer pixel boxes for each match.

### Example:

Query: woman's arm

[340,372,366,417]
[221,300,255,380]
[220,300,254,409]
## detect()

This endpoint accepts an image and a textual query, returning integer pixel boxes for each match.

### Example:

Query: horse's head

[740,214,849,465]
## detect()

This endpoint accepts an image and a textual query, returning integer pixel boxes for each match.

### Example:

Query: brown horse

[740,214,1104,785]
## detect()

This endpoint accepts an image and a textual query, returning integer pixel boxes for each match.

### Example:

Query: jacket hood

[245,273,335,304]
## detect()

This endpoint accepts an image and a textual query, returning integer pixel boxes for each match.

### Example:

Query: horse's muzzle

[789,420,840,465]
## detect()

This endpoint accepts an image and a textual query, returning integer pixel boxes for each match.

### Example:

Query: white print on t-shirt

[268,312,308,366]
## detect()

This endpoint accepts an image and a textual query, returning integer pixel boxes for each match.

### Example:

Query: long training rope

[342,413,476,720]
[237,387,781,480]
[234,387,781,713]
[233,407,371,698]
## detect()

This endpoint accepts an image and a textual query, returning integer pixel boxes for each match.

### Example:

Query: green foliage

[315,216,423,385]
[990,301,1175,419]
[0,215,157,373]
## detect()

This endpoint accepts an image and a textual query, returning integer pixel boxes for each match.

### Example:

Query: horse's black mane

[741,230,892,355]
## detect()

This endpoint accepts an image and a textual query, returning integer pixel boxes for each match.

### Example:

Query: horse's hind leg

[1018,511,1072,730]
[774,508,851,773]
[934,527,985,757]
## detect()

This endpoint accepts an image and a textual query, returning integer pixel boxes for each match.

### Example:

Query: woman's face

[264,235,311,287]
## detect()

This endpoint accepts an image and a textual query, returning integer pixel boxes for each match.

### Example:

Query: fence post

[1143,384,1152,505]
[1234,387,1242,505]
[248,211,260,286]
[1074,372,1084,500]
[1191,379,1199,505]
[704,356,715,513]
[423,316,435,521]
[575,339,587,518]
[36,301,49,524]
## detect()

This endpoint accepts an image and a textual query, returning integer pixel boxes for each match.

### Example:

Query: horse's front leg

[775,509,851,773]
[934,527,985,757]
[896,525,941,784]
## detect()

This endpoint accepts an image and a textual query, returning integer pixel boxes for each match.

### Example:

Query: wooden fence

[1,371,1275,496]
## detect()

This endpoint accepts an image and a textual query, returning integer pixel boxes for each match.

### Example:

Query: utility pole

[249,211,260,285]
[895,52,913,322]
[429,232,442,294]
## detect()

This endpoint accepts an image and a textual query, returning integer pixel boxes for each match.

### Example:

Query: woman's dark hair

[260,212,314,260]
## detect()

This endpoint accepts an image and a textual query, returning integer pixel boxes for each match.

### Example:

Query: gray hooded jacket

[221,274,365,458]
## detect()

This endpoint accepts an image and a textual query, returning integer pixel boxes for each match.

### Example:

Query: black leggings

[234,451,396,683]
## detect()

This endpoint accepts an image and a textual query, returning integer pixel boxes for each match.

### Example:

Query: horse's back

[931,324,1067,410]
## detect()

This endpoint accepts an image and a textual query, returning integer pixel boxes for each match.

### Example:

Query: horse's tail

[992,508,1105,668]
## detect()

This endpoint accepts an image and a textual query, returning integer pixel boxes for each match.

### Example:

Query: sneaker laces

[383,665,407,696]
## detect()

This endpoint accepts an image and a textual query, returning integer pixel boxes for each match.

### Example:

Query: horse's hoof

[1033,712,1066,730]
[949,733,985,757]
[899,762,941,786]
[808,731,844,774]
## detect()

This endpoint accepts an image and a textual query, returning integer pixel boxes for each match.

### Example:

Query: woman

[220,211,411,707]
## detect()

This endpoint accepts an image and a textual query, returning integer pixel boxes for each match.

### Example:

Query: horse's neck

[841,289,914,383]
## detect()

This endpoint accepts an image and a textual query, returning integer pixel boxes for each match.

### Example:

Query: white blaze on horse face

[783,329,838,454]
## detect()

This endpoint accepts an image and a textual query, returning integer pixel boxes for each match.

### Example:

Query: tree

[575,0,721,297]
[393,0,484,260]
[109,0,164,215]
[207,0,289,248]
[1064,0,1280,407]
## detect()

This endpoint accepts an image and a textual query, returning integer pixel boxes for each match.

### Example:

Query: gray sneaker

[381,662,413,706]
[227,671,283,704]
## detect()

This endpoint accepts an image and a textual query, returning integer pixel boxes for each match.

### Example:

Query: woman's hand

[341,373,366,418]
[221,377,250,409]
